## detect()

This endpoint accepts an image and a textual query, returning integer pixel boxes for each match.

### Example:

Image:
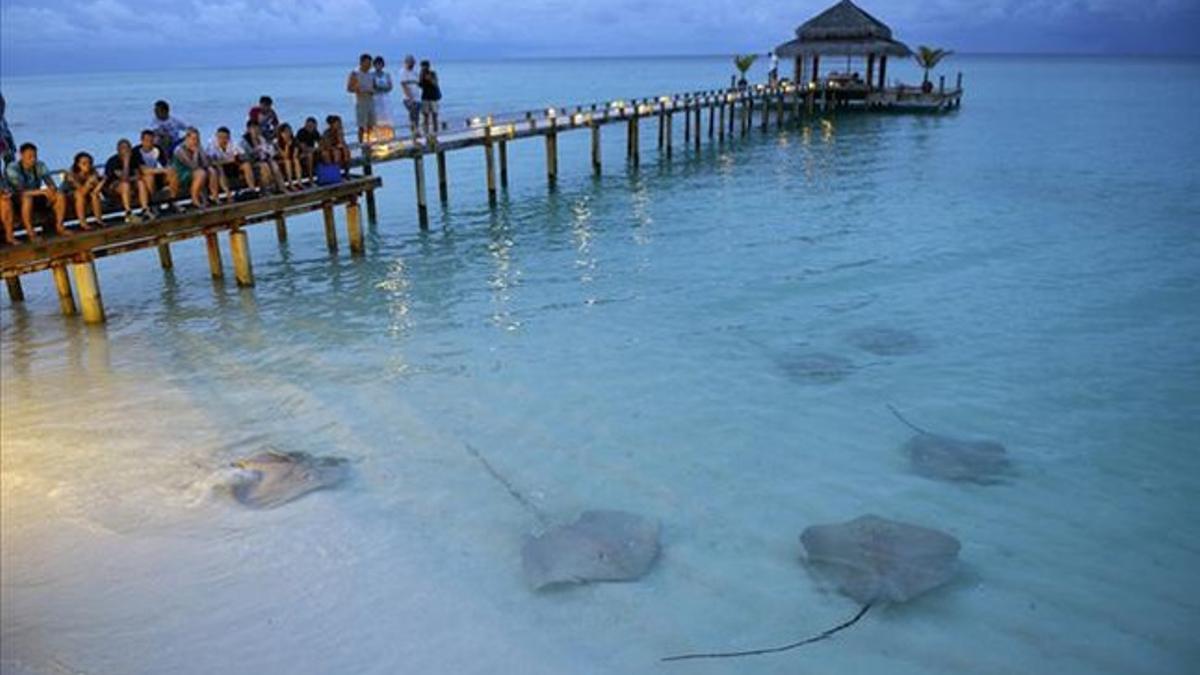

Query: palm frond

[734,54,759,75]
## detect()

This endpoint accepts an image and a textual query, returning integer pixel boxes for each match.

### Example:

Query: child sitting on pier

[138,130,180,210]
[275,123,304,190]
[295,117,321,182]
[63,152,104,230]
[319,115,351,178]
[207,126,257,199]
[103,139,152,224]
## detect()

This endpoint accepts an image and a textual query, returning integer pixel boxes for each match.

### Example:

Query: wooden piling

[694,104,701,151]
[274,212,287,241]
[545,127,558,189]
[761,92,770,131]
[665,110,673,158]
[708,99,715,139]
[484,132,498,207]
[628,112,640,166]
[730,96,737,136]
[52,265,77,316]
[346,199,364,255]
[205,231,224,279]
[498,140,509,189]
[413,154,429,230]
[436,151,449,203]
[591,122,601,174]
[5,277,23,303]
[657,102,666,150]
[72,260,105,324]
[361,151,378,225]
[229,226,254,287]
[322,202,338,251]
[684,99,691,143]
[719,101,726,142]
[776,92,785,129]
[157,243,173,269]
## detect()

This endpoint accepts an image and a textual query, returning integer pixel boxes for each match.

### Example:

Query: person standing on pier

[5,143,68,240]
[347,53,376,144]
[372,56,395,141]
[102,139,152,224]
[400,55,421,142]
[418,60,441,140]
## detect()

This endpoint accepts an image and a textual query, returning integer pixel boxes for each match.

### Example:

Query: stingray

[464,442,660,590]
[776,351,857,385]
[228,450,350,509]
[888,405,1010,484]
[846,326,924,356]
[663,514,960,662]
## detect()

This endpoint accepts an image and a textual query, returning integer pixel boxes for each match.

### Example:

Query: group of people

[0,92,377,245]
[347,53,442,144]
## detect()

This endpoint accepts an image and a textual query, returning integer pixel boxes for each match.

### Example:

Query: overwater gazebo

[774,0,911,91]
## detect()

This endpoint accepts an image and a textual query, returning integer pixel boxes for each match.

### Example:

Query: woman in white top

[372,56,395,141]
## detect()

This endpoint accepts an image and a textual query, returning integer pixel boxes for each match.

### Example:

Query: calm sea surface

[2,56,1199,674]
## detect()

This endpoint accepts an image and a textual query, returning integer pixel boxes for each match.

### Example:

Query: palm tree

[913,46,953,92]
[733,54,758,89]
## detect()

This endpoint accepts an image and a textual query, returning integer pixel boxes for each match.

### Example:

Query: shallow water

[2,56,1200,674]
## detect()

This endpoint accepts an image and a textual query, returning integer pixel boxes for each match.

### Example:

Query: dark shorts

[221,163,243,182]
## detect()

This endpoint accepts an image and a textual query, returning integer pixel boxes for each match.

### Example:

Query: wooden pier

[0,79,961,324]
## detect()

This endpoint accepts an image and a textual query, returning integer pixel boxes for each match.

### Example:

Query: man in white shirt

[207,126,257,198]
[399,54,421,140]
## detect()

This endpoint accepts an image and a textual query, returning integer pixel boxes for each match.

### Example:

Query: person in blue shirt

[5,143,67,240]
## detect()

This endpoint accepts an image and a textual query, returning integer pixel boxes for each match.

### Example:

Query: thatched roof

[774,0,911,57]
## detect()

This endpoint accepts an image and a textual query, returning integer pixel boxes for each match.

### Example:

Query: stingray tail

[661,603,872,663]
[464,442,548,527]
[886,404,930,435]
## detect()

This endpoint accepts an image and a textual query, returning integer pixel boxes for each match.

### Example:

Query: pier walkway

[0,80,963,324]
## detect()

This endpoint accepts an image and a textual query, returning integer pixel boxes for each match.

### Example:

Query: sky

[1,0,1198,75]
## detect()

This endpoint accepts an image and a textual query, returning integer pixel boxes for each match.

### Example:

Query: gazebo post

[811,54,820,84]
[878,55,888,89]
[866,54,876,92]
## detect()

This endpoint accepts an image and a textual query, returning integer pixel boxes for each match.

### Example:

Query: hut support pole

[157,243,173,269]
[230,226,254,287]
[52,265,76,316]
[322,202,338,251]
[499,140,509,188]
[866,54,876,92]
[878,56,887,89]
[72,260,105,324]
[484,135,498,207]
[413,155,429,230]
[274,213,287,242]
[346,199,364,256]
[205,232,224,279]
[5,277,23,303]
[436,151,449,203]
[591,123,601,174]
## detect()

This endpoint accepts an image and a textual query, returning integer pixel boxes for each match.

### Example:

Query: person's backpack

[315,162,342,186]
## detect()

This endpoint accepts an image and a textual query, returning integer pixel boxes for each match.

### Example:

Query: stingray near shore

[888,405,1010,484]
[229,450,350,509]
[464,442,660,590]
[846,326,924,356]
[663,515,960,662]
[776,351,857,385]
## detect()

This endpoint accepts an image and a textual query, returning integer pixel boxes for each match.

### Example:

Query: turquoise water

[2,56,1199,674]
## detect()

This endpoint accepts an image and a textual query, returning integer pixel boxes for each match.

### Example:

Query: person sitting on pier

[207,126,256,199]
[63,152,104,230]
[418,60,441,140]
[295,117,321,181]
[5,143,68,240]
[102,139,152,224]
[240,120,287,193]
[0,174,17,245]
[275,123,304,190]
[319,115,351,177]
[249,95,280,141]
[173,127,221,208]
[150,100,188,157]
[138,129,181,211]
[347,53,376,144]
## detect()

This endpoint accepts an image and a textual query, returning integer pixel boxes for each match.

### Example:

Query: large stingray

[228,450,350,509]
[464,442,660,590]
[846,326,924,356]
[888,405,1010,484]
[663,514,960,662]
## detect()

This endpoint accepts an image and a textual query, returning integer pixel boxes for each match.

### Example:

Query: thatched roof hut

[774,0,909,89]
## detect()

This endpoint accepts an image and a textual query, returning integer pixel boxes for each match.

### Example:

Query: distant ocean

[2,55,1199,674]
